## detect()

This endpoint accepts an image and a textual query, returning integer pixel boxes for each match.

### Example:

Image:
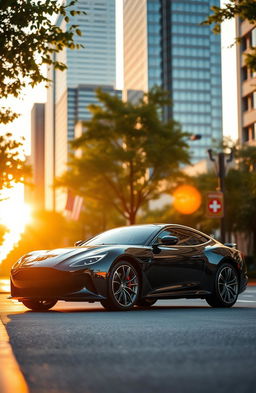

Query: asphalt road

[1,288,256,393]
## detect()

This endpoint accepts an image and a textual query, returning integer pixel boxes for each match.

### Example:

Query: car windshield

[83,225,159,246]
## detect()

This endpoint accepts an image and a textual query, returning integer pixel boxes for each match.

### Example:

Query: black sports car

[10,224,248,311]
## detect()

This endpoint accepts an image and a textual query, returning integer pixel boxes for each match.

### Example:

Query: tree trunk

[128,211,136,225]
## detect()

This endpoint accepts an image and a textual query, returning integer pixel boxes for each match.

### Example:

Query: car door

[146,227,209,295]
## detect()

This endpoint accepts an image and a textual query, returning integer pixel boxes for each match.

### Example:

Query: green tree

[0,0,84,123]
[0,133,30,199]
[142,144,256,253]
[140,172,219,235]
[58,88,190,225]
[225,145,256,253]
[203,0,256,71]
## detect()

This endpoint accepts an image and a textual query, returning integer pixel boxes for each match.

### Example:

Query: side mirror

[158,235,179,246]
[224,242,237,249]
[74,240,84,247]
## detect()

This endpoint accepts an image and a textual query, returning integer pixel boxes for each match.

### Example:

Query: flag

[65,190,83,221]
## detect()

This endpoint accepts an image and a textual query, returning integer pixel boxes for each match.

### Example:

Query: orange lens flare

[173,185,202,215]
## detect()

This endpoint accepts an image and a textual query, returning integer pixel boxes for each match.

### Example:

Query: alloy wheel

[217,266,238,304]
[111,264,139,307]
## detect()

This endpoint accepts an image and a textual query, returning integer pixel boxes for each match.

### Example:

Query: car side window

[155,230,173,244]
[155,229,187,245]
[176,229,209,246]
[155,228,209,246]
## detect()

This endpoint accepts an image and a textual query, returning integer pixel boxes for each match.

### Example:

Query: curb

[0,316,29,393]
[247,281,256,287]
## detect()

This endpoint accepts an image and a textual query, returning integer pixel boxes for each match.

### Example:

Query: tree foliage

[140,172,219,235]
[58,88,190,225]
[203,0,256,71]
[0,0,85,123]
[0,133,30,197]
[226,145,256,241]
[0,224,7,245]
[142,144,256,253]
[0,107,19,124]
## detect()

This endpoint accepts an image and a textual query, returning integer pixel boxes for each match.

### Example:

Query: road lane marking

[0,316,29,393]
[241,295,254,297]
[237,300,256,303]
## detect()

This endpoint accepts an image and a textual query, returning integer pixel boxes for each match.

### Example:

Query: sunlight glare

[0,184,32,265]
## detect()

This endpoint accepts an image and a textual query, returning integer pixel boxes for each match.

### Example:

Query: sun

[173,185,202,215]
[0,184,33,265]
[0,185,32,232]
[1,202,32,232]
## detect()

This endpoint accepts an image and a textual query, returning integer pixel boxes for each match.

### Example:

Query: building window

[242,66,248,81]
[242,96,249,112]
[241,36,247,51]
[253,123,256,140]
[252,28,256,47]
[243,127,249,142]
[253,92,256,109]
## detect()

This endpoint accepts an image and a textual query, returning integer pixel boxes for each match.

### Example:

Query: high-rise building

[45,0,118,210]
[30,103,45,209]
[123,0,222,162]
[236,19,256,145]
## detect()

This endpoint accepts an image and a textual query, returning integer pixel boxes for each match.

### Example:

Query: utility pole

[208,149,233,244]
[218,152,225,243]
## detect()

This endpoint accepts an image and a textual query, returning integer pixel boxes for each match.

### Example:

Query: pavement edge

[0,315,29,393]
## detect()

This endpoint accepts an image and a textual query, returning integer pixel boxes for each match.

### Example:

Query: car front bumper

[10,266,107,301]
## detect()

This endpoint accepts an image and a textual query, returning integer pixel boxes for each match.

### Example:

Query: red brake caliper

[127,276,131,288]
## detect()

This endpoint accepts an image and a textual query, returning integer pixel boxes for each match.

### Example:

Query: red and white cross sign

[206,192,224,218]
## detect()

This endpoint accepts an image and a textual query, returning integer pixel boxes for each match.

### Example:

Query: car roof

[134,223,202,231]
[137,223,214,241]
[120,223,212,237]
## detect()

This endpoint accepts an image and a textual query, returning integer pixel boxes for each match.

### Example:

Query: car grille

[11,267,86,297]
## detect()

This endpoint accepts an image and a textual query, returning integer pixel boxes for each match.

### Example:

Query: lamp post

[207,148,233,243]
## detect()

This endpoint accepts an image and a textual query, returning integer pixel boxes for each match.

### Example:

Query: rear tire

[137,298,157,308]
[21,299,57,311]
[101,261,140,311]
[206,263,239,308]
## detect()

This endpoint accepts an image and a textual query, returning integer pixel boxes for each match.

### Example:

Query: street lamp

[190,134,202,141]
[207,148,233,243]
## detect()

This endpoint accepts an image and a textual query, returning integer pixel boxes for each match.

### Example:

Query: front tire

[206,263,239,308]
[101,261,139,311]
[21,299,57,311]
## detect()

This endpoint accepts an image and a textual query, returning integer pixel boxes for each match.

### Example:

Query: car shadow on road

[9,303,255,315]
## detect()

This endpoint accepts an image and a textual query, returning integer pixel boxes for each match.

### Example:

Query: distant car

[10,224,247,311]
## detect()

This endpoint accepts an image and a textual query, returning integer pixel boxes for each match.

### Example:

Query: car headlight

[69,254,107,267]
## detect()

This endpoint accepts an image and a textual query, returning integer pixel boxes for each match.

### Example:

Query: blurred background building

[236,19,256,146]
[123,0,223,163]
[30,103,45,210]
[44,0,119,211]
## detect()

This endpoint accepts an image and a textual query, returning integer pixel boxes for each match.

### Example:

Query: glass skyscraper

[45,0,119,210]
[124,0,222,163]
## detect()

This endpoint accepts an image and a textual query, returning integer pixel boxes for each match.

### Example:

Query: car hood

[17,245,112,268]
